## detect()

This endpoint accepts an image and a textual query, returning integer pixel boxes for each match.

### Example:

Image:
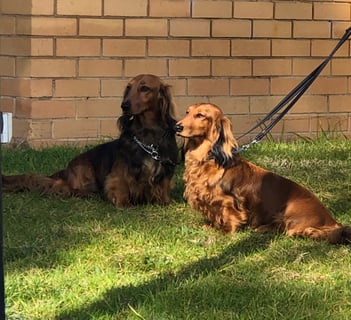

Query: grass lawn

[1,138,351,320]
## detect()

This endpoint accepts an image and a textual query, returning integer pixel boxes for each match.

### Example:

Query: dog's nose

[174,124,184,132]
[121,100,131,112]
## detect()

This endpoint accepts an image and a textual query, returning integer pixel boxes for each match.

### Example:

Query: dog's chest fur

[183,154,225,212]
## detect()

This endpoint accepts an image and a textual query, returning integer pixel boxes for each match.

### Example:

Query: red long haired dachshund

[175,103,351,244]
[2,74,179,207]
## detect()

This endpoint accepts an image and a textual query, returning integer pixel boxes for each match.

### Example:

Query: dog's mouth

[174,128,203,139]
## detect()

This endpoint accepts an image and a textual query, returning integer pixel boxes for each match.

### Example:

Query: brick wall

[0,0,350,147]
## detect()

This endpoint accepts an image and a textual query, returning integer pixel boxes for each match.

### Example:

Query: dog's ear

[210,116,238,167]
[159,84,176,126]
[220,116,238,151]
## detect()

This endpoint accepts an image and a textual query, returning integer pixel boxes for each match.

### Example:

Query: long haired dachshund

[175,103,351,244]
[2,74,179,207]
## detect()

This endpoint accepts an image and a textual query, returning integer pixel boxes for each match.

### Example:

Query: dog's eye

[140,85,150,92]
[195,113,205,119]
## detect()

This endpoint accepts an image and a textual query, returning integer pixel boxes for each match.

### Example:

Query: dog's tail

[328,225,351,245]
[1,174,72,196]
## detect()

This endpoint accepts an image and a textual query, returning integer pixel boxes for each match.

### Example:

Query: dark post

[0,112,6,319]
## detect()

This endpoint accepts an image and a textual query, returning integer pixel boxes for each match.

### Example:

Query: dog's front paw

[106,191,131,208]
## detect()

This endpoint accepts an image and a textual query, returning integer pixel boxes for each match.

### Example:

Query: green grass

[1,138,351,320]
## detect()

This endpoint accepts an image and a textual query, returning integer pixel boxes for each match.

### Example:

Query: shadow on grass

[54,232,272,319]
[3,165,186,271]
[54,233,339,320]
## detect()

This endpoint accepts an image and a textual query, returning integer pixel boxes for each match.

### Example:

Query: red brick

[250,96,284,114]
[232,39,270,57]
[31,121,53,140]
[0,57,15,76]
[30,100,76,119]
[0,16,16,34]
[273,116,310,134]
[331,59,351,75]
[253,59,292,76]
[79,19,123,36]
[56,39,100,57]
[148,39,190,56]
[230,78,269,96]
[0,37,31,56]
[314,3,350,20]
[311,40,349,57]
[0,0,32,14]
[209,97,250,115]
[170,19,210,37]
[192,0,232,18]
[329,95,351,112]
[294,21,331,39]
[12,119,31,139]
[291,96,328,114]
[104,0,147,16]
[163,79,187,96]
[15,99,32,117]
[16,59,76,77]
[271,78,301,95]
[229,115,260,135]
[275,2,312,20]
[0,79,52,97]
[150,0,190,17]
[125,19,168,36]
[312,115,348,132]
[103,39,146,57]
[57,0,102,16]
[332,22,351,39]
[212,59,252,76]
[31,80,53,97]
[54,80,100,97]
[0,97,15,113]
[188,79,229,96]
[272,40,310,57]
[250,95,327,115]
[253,21,292,38]
[292,59,330,76]
[124,59,167,77]
[79,59,122,77]
[169,59,210,76]
[192,39,230,57]
[31,39,54,56]
[309,77,348,94]
[212,20,251,38]
[76,99,121,118]
[234,2,273,19]
[17,17,77,36]
[101,80,129,97]
[31,0,54,15]
[101,119,120,137]
[53,119,100,139]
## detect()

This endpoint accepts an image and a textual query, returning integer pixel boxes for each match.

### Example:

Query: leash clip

[133,136,161,161]
[150,145,161,161]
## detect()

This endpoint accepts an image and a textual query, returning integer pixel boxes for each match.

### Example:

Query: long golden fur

[2,74,179,207]
[175,103,351,244]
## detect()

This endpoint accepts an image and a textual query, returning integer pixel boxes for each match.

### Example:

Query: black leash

[236,26,351,153]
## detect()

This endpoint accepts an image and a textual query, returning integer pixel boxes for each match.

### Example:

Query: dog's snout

[121,100,131,112]
[174,124,184,133]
